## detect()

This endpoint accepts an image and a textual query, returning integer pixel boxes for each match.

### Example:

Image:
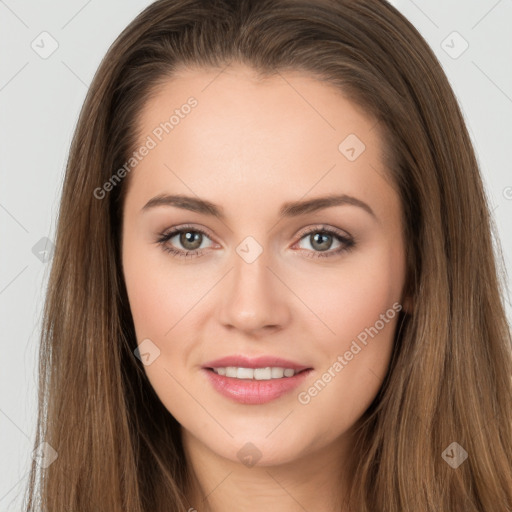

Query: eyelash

[155,224,355,260]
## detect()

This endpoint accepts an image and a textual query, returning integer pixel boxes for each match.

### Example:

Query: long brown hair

[25,0,512,510]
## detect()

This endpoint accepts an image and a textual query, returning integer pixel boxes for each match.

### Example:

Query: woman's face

[121,64,408,467]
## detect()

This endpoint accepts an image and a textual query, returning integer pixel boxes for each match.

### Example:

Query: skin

[121,64,409,512]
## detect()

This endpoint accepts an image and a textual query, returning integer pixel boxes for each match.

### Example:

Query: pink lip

[202,368,312,405]
[202,355,311,372]
[201,355,313,405]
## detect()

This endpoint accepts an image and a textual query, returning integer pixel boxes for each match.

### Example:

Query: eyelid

[294,223,353,242]
[158,223,352,245]
[159,223,218,243]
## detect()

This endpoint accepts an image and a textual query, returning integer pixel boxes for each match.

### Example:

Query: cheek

[292,245,404,429]
[122,234,208,386]
[122,234,202,341]
[122,257,169,341]
[122,240,200,419]
[299,244,404,347]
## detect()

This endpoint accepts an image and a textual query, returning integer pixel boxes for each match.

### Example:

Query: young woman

[25,0,512,511]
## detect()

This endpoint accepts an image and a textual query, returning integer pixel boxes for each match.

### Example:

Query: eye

[156,224,355,260]
[156,224,216,259]
[293,225,355,259]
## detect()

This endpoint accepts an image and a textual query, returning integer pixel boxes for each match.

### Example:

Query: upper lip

[202,355,312,372]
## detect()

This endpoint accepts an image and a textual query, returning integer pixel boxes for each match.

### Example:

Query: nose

[217,246,292,336]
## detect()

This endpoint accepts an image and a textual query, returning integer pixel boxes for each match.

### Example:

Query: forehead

[137,64,379,155]
[125,64,395,219]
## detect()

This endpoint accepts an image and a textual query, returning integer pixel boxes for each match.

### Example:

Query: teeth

[212,366,301,380]
[226,367,237,378]
[271,367,284,378]
[254,367,272,380]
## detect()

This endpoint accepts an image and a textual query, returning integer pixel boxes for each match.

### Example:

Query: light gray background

[1,0,511,510]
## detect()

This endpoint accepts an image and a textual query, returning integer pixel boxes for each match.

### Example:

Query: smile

[211,366,301,379]
[203,367,312,405]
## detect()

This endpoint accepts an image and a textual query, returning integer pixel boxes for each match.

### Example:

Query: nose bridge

[217,234,290,332]
[233,235,272,289]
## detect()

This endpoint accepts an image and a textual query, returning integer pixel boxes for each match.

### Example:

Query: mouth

[202,354,311,373]
[201,356,313,404]
[205,366,310,380]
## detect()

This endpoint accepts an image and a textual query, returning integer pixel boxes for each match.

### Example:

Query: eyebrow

[141,193,376,220]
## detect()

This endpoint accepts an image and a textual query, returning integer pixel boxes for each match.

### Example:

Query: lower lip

[202,368,312,405]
